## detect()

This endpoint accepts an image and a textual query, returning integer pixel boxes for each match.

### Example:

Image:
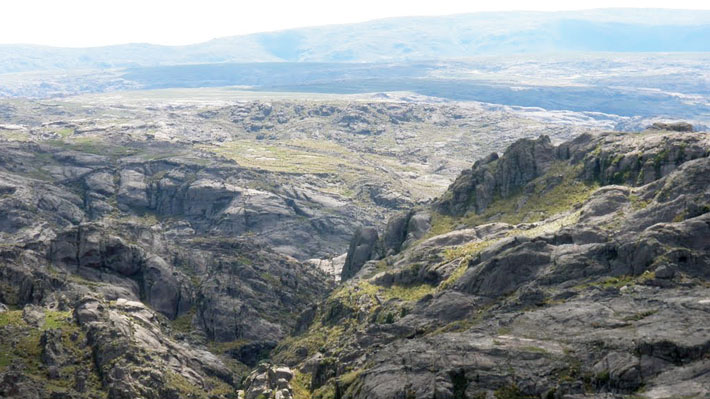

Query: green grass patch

[44,310,72,330]
[274,280,434,365]
[428,162,597,239]
[464,163,596,226]
[292,370,313,399]
[0,310,25,327]
[383,283,435,302]
[331,280,435,304]
[576,270,656,291]
[438,258,473,291]
[312,381,336,399]
[0,309,105,395]
[170,308,195,334]
[623,309,658,321]
[629,194,650,210]
[338,369,363,386]
[164,370,234,398]
[46,136,138,158]
[207,339,249,354]
[273,322,347,365]
[56,128,74,138]
[427,213,457,238]
[521,346,549,354]
[0,130,32,141]
[506,211,582,239]
[202,139,371,175]
[443,239,495,262]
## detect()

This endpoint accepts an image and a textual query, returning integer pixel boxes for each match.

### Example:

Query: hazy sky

[3,0,710,47]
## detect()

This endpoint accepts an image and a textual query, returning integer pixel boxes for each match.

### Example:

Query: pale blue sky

[3,0,710,47]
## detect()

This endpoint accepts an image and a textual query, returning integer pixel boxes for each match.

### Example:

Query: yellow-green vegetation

[622,309,658,321]
[274,321,348,365]
[1,308,237,398]
[274,280,434,379]
[521,346,549,354]
[291,370,313,399]
[495,384,536,399]
[575,270,656,291]
[202,139,372,175]
[207,338,249,354]
[438,258,471,291]
[428,213,458,238]
[118,213,160,226]
[200,138,445,202]
[383,283,436,302]
[47,136,137,158]
[0,309,105,397]
[336,369,364,398]
[428,162,597,242]
[629,194,650,210]
[0,308,24,328]
[672,210,688,223]
[466,163,596,226]
[338,369,363,386]
[67,273,104,288]
[329,280,435,305]
[507,210,581,239]
[0,129,31,141]
[56,128,74,138]
[43,310,72,329]
[443,239,496,262]
[170,308,196,334]
[164,371,234,398]
[438,211,581,290]
[312,382,336,399]
[438,239,496,291]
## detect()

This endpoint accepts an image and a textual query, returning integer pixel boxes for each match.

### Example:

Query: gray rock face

[84,171,116,196]
[382,211,412,254]
[307,253,346,280]
[0,141,335,398]
[49,223,192,319]
[648,121,694,132]
[342,227,381,281]
[40,329,68,367]
[341,210,433,281]
[117,169,149,209]
[240,364,294,399]
[436,136,556,216]
[496,135,556,197]
[74,297,234,399]
[381,210,431,255]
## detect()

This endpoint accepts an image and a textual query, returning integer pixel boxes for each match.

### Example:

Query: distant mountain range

[1,8,710,74]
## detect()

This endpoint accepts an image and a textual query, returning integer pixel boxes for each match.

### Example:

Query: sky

[2,0,710,47]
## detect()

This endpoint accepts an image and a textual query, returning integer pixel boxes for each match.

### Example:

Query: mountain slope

[1,9,710,73]
[0,95,600,398]
[270,128,710,399]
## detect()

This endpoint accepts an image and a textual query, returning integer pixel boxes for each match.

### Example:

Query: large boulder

[341,227,381,281]
[648,122,694,132]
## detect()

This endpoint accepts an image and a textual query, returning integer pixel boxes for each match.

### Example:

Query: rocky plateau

[0,94,708,399]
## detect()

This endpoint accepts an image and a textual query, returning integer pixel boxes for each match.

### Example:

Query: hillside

[267,128,710,399]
